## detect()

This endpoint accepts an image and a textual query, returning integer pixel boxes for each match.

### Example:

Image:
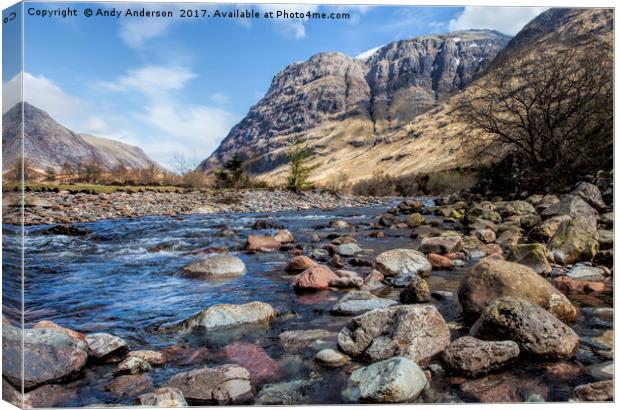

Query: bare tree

[457,37,612,189]
[137,163,159,185]
[111,163,129,184]
[76,158,104,184]
[10,157,34,183]
[44,166,57,182]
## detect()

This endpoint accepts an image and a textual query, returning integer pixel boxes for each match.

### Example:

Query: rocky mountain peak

[199,29,510,174]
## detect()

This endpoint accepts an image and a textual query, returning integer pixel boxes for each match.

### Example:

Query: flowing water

[1,202,613,405]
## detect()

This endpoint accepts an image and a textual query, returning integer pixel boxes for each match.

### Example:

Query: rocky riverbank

[1,189,392,226]
[2,181,613,406]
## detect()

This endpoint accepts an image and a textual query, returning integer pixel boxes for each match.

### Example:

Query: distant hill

[2,102,161,172]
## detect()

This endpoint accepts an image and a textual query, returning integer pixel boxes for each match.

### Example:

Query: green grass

[2,183,187,194]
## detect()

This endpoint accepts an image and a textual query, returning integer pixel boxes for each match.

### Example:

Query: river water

[1,202,613,405]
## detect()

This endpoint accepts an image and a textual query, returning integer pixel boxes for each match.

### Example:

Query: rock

[458,257,576,323]
[115,356,152,375]
[427,253,454,270]
[179,255,246,279]
[106,374,153,398]
[2,325,88,389]
[168,364,253,404]
[291,264,339,291]
[597,229,613,250]
[245,235,282,252]
[342,357,427,403]
[331,290,397,315]
[552,276,605,294]
[398,199,423,213]
[331,235,358,245]
[542,196,599,264]
[127,350,168,365]
[335,243,362,256]
[136,387,188,407]
[85,332,128,361]
[405,213,426,228]
[399,276,430,303]
[330,270,364,288]
[32,320,85,342]
[379,212,398,226]
[528,215,571,242]
[441,336,519,377]
[543,362,582,382]
[475,229,496,244]
[252,219,284,230]
[315,348,349,367]
[573,380,613,401]
[599,211,613,226]
[273,229,295,244]
[566,264,606,281]
[338,304,450,365]
[508,243,552,275]
[360,269,385,291]
[457,373,524,402]
[255,379,315,405]
[411,225,441,239]
[4,382,78,408]
[420,235,463,254]
[470,297,579,360]
[279,329,336,351]
[175,301,276,332]
[571,182,606,209]
[330,219,352,229]
[221,342,279,384]
[285,255,317,274]
[375,249,432,281]
[587,361,614,380]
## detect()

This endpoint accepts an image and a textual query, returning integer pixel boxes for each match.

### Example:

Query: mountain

[198,30,510,177]
[2,102,160,172]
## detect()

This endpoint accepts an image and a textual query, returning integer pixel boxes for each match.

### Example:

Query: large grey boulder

[342,357,427,403]
[571,182,606,209]
[441,336,519,377]
[179,255,246,279]
[174,302,276,333]
[541,195,599,264]
[168,364,252,404]
[2,325,88,389]
[331,290,397,315]
[375,249,432,285]
[338,304,450,365]
[458,257,576,322]
[470,297,579,360]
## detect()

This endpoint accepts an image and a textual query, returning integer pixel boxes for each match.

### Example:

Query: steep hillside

[200,9,612,187]
[199,30,509,175]
[2,102,160,172]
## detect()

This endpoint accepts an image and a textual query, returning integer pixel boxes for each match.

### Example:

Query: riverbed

[1,201,613,405]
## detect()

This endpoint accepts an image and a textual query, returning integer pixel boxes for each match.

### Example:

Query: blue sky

[3,2,547,169]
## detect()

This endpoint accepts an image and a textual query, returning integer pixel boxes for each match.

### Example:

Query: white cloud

[3,72,87,122]
[101,66,197,96]
[356,45,383,60]
[210,93,230,105]
[448,7,548,36]
[120,18,173,48]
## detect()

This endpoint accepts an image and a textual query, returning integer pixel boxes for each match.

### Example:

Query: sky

[2,2,547,170]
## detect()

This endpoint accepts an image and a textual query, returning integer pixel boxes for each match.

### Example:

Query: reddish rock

[552,277,606,294]
[162,346,211,366]
[128,350,169,366]
[105,374,153,398]
[573,380,613,401]
[330,255,345,269]
[221,342,279,384]
[369,231,385,238]
[245,235,281,252]
[32,320,85,342]
[427,253,454,270]
[285,255,317,274]
[273,229,295,244]
[445,252,466,260]
[291,265,339,291]
[543,362,582,382]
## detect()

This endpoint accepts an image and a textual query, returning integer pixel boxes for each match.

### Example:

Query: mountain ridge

[2,102,161,173]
